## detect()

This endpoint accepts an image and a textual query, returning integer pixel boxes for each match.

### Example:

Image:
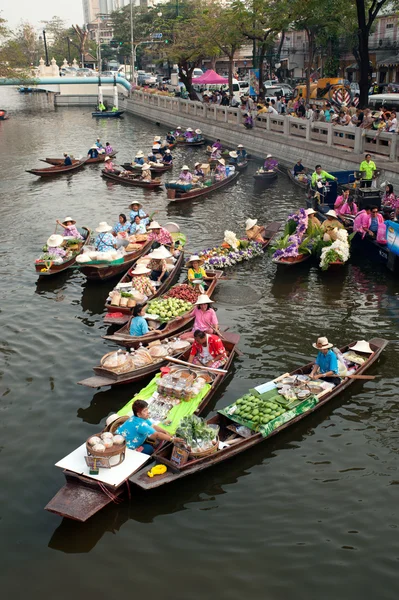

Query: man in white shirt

[267,103,278,115]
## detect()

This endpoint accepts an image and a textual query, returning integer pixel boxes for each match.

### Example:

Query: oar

[214,328,243,356]
[165,355,228,374]
[346,374,377,380]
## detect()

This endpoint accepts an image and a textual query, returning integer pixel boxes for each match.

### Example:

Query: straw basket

[100,352,136,374]
[189,437,219,459]
[86,432,126,467]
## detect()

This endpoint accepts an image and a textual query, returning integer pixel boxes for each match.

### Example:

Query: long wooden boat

[45,332,240,521]
[35,227,91,277]
[129,337,388,490]
[77,327,194,388]
[101,170,163,189]
[167,172,239,202]
[234,160,249,171]
[26,159,87,177]
[206,148,252,159]
[122,162,172,174]
[92,110,125,118]
[42,153,116,166]
[175,138,206,146]
[253,170,278,182]
[79,239,152,282]
[103,270,222,348]
[287,168,309,189]
[103,250,185,326]
[272,253,311,266]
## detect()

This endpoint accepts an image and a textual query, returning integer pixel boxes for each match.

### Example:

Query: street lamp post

[130,0,135,84]
[67,38,71,64]
[42,30,49,66]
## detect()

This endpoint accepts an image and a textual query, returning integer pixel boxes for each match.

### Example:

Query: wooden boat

[122,162,172,174]
[206,148,251,159]
[130,337,388,490]
[287,168,309,189]
[103,250,185,326]
[167,172,239,202]
[272,253,311,266]
[234,160,249,171]
[0,109,9,120]
[92,110,125,118]
[79,239,152,282]
[101,170,163,189]
[26,159,87,177]
[103,270,222,348]
[253,170,278,182]
[175,138,206,146]
[77,327,194,388]
[42,153,116,166]
[35,227,91,276]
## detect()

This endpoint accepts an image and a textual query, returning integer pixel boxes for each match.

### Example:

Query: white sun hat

[181,165,190,170]
[237,144,244,148]
[147,221,161,229]
[135,150,144,158]
[62,217,76,225]
[150,245,172,259]
[131,264,151,275]
[325,209,338,218]
[165,149,171,154]
[186,254,204,267]
[176,126,182,129]
[266,153,272,158]
[105,414,120,427]
[229,151,238,158]
[312,336,333,350]
[306,208,317,216]
[186,127,193,132]
[218,158,225,165]
[195,129,202,134]
[195,294,214,305]
[194,162,201,167]
[96,221,113,233]
[153,136,161,142]
[47,234,64,247]
[350,340,374,354]
[142,164,151,170]
[245,218,257,230]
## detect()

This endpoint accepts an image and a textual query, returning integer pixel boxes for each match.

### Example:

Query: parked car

[76,68,95,77]
[264,79,280,87]
[264,84,293,99]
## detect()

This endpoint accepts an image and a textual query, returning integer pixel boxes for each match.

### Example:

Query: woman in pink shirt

[334,189,350,214]
[192,294,219,334]
[339,197,358,217]
[56,217,83,239]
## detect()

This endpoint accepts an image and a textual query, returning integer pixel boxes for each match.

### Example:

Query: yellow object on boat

[147,464,167,478]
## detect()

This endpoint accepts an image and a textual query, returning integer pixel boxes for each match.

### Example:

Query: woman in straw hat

[56,217,83,240]
[162,148,173,165]
[228,151,239,166]
[104,156,120,175]
[320,210,344,240]
[237,144,247,161]
[186,255,211,290]
[140,164,152,182]
[147,245,172,283]
[129,265,156,297]
[184,127,194,141]
[310,337,340,386]
[178,165,193,183]
[193,294,219,334]
[194,128,203,141]
[94,222,117,252]
[129,201,149,226]
[133,151,145,166]
[46,234,67,259]
[87,144,99,159]
[215,158,226,180]
[194,162,205,179]
[245,218,265,243]
[263,154,278,172]
[306,208,322,229]
[147,221,173,248]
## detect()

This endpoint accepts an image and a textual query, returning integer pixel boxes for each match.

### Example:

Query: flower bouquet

[198,230,263,269]
[271,208,312,262]
[319,228,350,270]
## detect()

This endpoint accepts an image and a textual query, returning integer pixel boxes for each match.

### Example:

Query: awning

[345,63,359,70]
[377,55,399,67]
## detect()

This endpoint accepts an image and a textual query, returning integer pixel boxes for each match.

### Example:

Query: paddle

[165,355,228,374]
[346,374,377,380]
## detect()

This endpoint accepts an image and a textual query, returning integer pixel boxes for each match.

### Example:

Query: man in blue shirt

[115,400,183,454]
[310,337,340,386]
[87,145,99,159]
[63,153,72,166]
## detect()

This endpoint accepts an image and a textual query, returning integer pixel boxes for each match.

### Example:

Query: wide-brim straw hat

[147,221,161,230]
[194,162,201,167]
[350,340,374,354]
[96,221,113,233]
[47,234,64,247]
[312,336,333,350]
[105,413,120,427]
[62,216,76,225]
[181,165,190,170]
[325,209,338,218]
[135,151,144,158]
[186,254,204,267]
[165,149,171,154]
[186,128,193,132]
[229,151,238,158]
[130,201,143,209]
[131,264,151,275]
[105,156,111,161]
[195,294,214,305]
[176,126,182,130]
[107,415,129,433]
[153,136,161,142]
[91,144,97,149]
[142,164,151,171]
[237,144,244,148]
[306,208,316,216]
[195,129,202,134]
[266,153,272,158]
[150,245,172,259]
[245,218,257,230]
[218,158,225,165]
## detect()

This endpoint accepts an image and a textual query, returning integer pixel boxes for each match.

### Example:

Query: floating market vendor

[320,210,344,240]
[215,158,226,180]
[115,400,183,455]
[105,142,114,155]
[140,164,152,182]
[87,145,99,159]
[186,255,212,290]
[212,139,223,151]
[46,234,67,258]
[237,144,247,161]
[310,337,340,386]
[188,330,227,369]
[63,152,72,166]
[95,138,103,150]
[112,213,131,235]
[193,294,219,335]
[129,201,149,226]
[129,266,156,297]
[194,162,205,179]
[129,215,147,235]
[185,127,195,140]
[178,165,193,183]
[94,222,117,252]
[245,218,265,243]
[229,151,239,166]
[147,221,173,249]
[194,128,203,141]
[147,245,172,283]
[133,151,145,166]
[56,217,83,240]
[263,154,278,171]
[174,126,182,137]
[147,150,158,164]
[129,303,151,336]
[210,146,222,160]
[152,135,163,154]
[104,156,120,174]
[162,149,173,164]
[306,208,322,228]
[166,132,175,144]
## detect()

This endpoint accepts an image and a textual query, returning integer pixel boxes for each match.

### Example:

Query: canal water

[0,88,399,600]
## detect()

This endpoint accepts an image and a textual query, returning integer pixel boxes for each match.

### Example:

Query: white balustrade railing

[130,91,398,161]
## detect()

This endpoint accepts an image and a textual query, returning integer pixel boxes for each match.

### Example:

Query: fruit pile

[147,297,193,322]
[164,284,199,304]
[232,392,287,427]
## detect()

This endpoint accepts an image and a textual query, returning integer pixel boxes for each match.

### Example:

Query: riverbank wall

[55,90,399,185]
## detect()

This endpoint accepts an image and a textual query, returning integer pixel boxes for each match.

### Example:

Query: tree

[72,24,89,66]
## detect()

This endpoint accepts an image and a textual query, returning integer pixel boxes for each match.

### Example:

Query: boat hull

[27,160,87,177]
[35,227,91,276]
[101,170,162,189]
[167,172,239,202]
[79,240,152,282]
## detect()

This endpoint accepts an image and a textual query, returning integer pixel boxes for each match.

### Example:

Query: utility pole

[42,30,49,66]
[130,0,135,83]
